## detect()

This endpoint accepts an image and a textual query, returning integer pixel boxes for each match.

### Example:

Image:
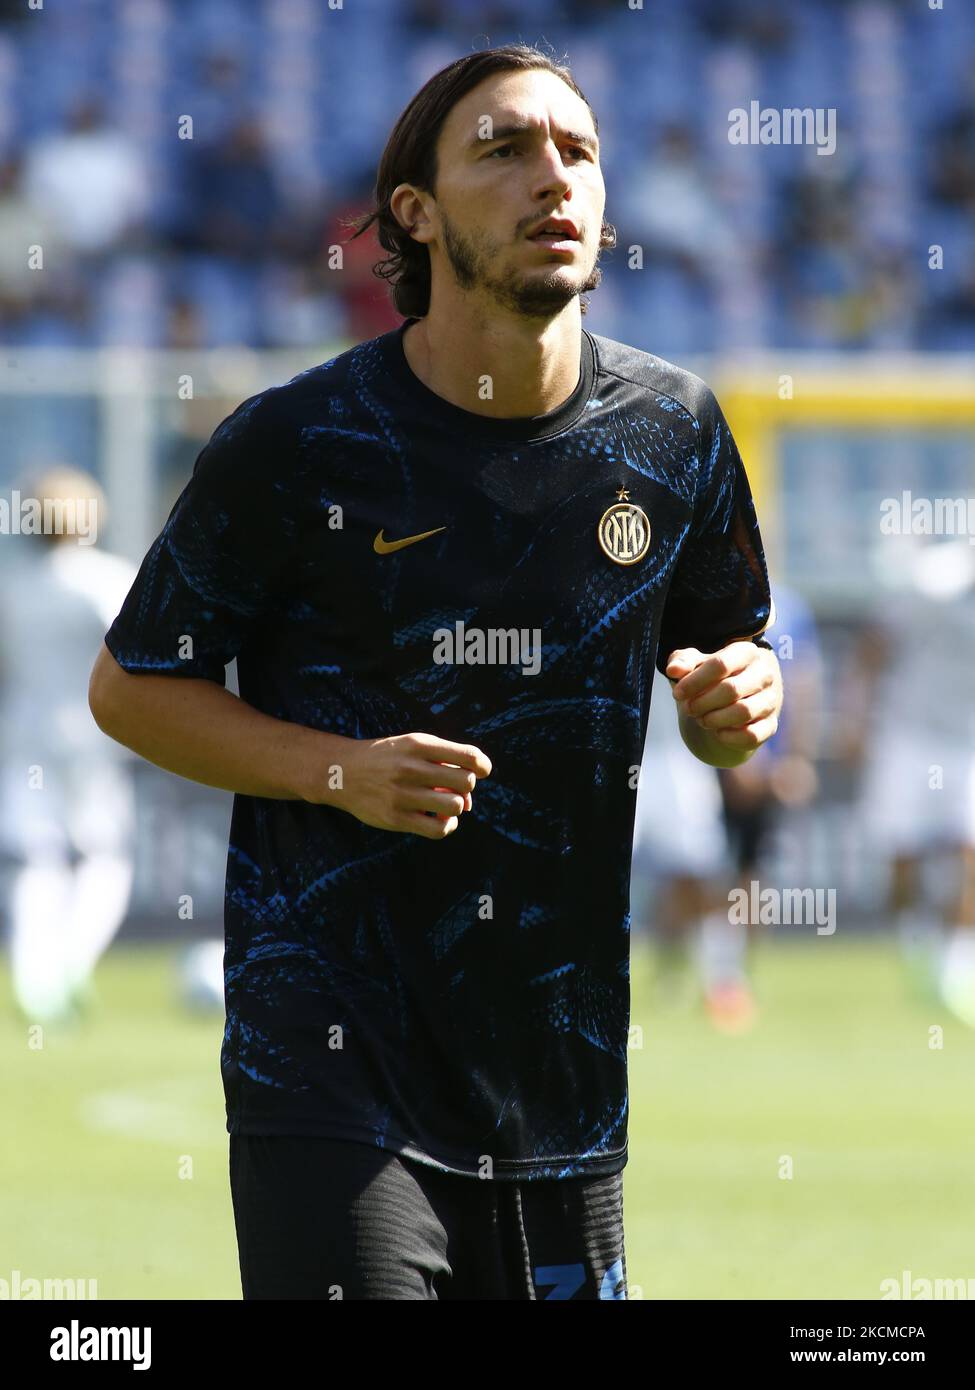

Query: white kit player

[860,535,975,1025]
[0,468,138,1024]
[631,693,745,1027]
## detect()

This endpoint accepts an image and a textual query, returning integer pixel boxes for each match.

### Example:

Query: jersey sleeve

[104,391,297,684]
[655,385,774,677]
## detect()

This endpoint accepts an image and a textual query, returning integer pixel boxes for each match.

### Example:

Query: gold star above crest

[616,485,630,502]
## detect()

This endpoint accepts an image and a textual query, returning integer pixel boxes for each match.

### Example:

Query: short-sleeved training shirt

[105,317,773,1180]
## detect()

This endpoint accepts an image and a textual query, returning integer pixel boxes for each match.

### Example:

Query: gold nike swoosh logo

[373,526,447,554]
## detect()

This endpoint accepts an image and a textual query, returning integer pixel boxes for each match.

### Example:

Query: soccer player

[88,44,783,1300]
[857,536,975,1024]
[1,468,137,1025]
[630,686,733,1016]
[711,583,822,1030]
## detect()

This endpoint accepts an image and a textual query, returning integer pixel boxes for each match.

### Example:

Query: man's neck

[401,300,583,420]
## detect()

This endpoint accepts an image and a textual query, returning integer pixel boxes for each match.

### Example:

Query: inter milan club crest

[597,485,651,566]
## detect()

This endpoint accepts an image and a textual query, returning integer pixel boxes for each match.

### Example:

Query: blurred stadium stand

[0,0,972,352]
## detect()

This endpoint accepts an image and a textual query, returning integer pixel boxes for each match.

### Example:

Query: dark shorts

[230,1134,627,1301]
[720,791,777,874]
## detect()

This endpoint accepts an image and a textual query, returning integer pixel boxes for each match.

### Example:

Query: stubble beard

[439,208,603,319]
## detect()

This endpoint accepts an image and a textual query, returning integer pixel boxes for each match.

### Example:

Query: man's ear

[390,184,435,244]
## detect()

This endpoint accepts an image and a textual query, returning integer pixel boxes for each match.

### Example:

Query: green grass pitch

[2,937,973,1299]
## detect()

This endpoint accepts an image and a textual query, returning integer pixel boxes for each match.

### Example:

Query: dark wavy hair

[343,43,616,318]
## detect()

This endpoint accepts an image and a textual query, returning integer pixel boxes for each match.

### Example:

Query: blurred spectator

[698,0,794,52]
[0,153,66,329]
[928,54,975,211]
[618,124,731,280]
[775,152,915,347]
[165,294,206,350]
[171,117,285,262]
[190,49,251,144]
[0,150,91,344]
[23,97,150,257]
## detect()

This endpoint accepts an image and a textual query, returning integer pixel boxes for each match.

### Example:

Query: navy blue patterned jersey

[104,318,773,1180]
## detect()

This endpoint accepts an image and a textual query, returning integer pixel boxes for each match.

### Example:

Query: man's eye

[486,142,591,161]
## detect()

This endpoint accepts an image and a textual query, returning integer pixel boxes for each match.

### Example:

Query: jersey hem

[226,1114,628,1181]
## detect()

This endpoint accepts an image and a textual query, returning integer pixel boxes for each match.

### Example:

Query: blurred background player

[632,584,822,1035]
[630,691,734,1023]
[856,536,975,1026]
[713,585,822,1029]
[0,468,137,1025]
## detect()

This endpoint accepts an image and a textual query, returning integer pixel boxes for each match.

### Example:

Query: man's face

[421,68,607,318]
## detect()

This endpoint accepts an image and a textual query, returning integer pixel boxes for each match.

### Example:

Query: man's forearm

[677,709,759,768]
[89,645,349,801]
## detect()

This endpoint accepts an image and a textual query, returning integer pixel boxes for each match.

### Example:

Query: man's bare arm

[88,642,491,838]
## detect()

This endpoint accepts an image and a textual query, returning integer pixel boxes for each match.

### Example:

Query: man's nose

[532,143,574,201]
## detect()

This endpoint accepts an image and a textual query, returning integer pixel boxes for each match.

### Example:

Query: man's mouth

[527,220,580,254]
[528,218,580,243]
[528,214,573,239]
